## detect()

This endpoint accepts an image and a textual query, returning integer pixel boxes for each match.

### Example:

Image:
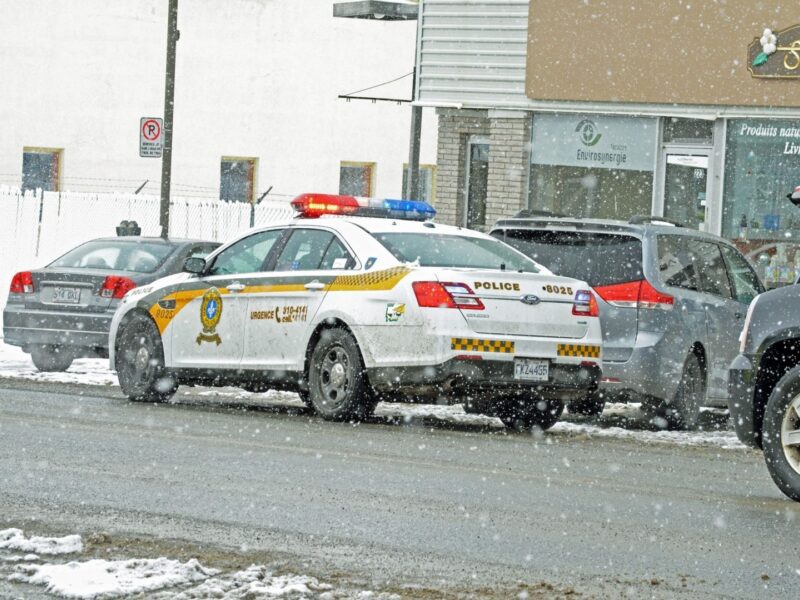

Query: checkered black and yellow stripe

[451,338,515,353]
[557,344,601,358]
[328,266,411,291]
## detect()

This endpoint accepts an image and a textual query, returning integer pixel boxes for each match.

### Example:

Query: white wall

[0,0,436,201]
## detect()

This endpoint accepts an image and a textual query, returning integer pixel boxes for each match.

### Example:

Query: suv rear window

[495,229,643,287]
[372,232,539,273]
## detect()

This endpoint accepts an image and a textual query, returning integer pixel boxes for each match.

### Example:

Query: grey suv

[491,215,763,429]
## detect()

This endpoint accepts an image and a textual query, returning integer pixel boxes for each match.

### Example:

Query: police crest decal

[196,287,223,345]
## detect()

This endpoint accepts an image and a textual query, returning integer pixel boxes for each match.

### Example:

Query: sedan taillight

[100,276,136,299]
[9,271,34,294]
[412,281,485,310]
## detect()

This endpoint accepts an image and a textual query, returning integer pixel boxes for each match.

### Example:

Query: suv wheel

[308,328,376,421]
[763,366,800,502]
[647,352,704,430]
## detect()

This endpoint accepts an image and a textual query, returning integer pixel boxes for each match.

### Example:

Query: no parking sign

[139,117,163,158]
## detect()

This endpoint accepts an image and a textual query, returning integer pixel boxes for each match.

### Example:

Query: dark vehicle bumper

[3,305,114,354]
[368,359,601,402]
[729,353,758,447]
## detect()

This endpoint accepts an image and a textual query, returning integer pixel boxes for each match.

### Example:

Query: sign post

[160,0,179,239]
[139,117,163,158]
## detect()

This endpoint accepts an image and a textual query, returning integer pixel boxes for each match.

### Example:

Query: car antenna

[500,263,506,271]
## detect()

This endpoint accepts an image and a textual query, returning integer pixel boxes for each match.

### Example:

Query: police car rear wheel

[117,315,177,403]
[496,394,564,432]
[308,329,374,421]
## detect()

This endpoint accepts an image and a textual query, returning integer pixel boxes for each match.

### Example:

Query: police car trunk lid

[441,270,589,338]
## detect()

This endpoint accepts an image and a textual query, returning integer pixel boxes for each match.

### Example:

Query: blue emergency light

[291,193,436,221]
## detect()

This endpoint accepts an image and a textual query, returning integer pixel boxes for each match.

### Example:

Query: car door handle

[734,312,744,319]
[227,282,246,293]
[304,281,326,291]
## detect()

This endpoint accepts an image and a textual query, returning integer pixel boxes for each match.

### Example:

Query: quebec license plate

[513,358,549,381]
[52,286,81,304]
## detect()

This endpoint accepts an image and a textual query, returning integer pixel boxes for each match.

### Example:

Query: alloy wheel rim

[320,345,351,409]
[780,394,800,475]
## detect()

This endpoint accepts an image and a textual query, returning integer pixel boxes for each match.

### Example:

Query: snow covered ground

[1,529,397,599]
[0,342,746,450]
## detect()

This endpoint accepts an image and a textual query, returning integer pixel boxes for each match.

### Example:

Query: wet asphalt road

[1,379,799,599]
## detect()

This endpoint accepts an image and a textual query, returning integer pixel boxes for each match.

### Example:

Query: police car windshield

[373,233,539,272]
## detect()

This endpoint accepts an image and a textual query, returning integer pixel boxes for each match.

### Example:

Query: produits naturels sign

[748,25,800,79]
[736,122,800,157]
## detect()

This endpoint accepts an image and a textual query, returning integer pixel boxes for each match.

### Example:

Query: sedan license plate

[52,287,81,304]
[514,358,549,382]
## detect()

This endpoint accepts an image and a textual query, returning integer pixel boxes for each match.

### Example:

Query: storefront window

[723,120,800,241]
[722,119,800,287]
[528,114,656,220]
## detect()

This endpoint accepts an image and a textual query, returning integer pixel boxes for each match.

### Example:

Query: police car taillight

[9,271,34,294]
[572,290,599,317]
[100,276,136,299]
[413,282,484,310]
[291,193,436,221]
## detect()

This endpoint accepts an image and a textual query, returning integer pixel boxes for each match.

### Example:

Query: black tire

[308,328,375,421]
[567,391,605,417]
[495,394,564,432]
[762,366,800,502]
[30,344,73,372]
[116,314,177,403]
[649,352,705,430]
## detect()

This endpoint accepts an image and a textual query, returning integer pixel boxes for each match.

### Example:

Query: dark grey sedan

[3,236,219,371]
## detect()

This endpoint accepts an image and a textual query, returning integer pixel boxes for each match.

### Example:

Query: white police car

[109,194,602,430]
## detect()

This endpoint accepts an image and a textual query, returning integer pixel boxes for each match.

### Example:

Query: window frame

[22,147,63,192]
[206,228,284,276]
[339,161,376,197]
[402,163,437,204]
[219,156,258,203]
[268,227,357,272]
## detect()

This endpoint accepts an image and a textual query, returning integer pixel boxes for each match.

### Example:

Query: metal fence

[0,187,294,328]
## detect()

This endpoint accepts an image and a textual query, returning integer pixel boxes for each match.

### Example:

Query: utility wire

[341,72,412,98]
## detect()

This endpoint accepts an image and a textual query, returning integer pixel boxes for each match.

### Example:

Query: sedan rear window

[496,229,643,287]
[372,233,540,273]
[49,240,174,273]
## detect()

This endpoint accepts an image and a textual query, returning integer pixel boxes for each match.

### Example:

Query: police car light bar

[291,193,436,221]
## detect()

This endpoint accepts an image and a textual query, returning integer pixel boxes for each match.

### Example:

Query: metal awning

[333,1,419,21]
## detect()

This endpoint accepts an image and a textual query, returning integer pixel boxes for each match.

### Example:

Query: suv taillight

[9,271,34,294]
[594,279,674,310]
[100,276,136,299]
[572,289,599,317]
[413,281,485,310]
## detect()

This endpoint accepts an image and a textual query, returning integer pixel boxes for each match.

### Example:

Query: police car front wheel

[117,314,177,403]
[308,328,376,421]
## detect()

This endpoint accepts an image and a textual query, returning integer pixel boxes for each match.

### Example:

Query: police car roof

[313,215,487,236]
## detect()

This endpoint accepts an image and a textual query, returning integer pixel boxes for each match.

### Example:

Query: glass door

[662,148,711,231]
[464,137,489,230]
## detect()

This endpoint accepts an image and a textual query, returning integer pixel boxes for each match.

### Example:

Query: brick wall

[434,109,489,226]
[434,108,530,229]
[486,113,530,226]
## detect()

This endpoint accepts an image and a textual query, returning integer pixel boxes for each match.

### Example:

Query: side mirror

[183,256,206,275]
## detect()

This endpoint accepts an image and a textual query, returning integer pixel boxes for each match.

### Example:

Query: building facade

[417,0,800,281]
[1,0,436,204]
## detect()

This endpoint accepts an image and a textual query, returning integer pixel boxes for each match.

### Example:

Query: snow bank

[10,557,217,599]
[0,529,82,555]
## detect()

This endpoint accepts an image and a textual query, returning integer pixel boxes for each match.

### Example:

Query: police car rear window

[496,230,643,287]
[373,233,539,273]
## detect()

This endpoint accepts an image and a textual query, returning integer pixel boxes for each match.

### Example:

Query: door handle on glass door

[304,281,326,291]
[228,282,246,293]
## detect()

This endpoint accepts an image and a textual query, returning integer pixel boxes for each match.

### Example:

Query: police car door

[243,227,355,371]
[169,229,283,369]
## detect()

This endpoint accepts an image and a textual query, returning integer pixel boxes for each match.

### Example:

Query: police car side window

[208,230,282,276]
[274,229,335,271]
[319,237,353,270]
